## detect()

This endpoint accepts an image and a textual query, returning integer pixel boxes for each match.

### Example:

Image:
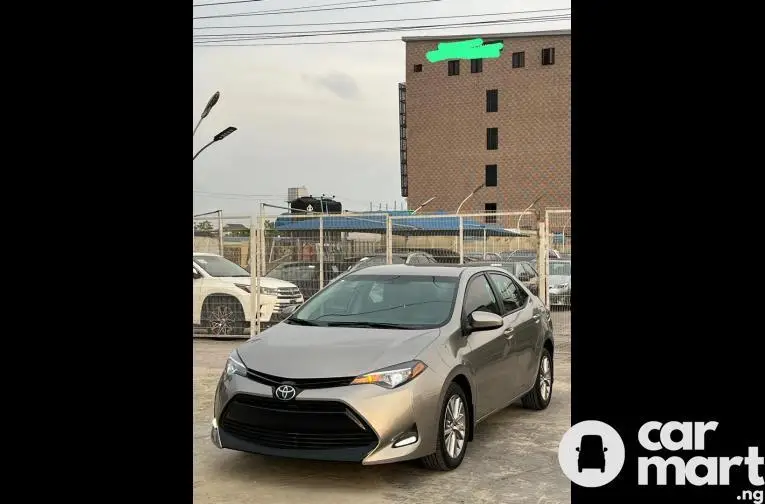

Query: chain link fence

[192,209,570,338]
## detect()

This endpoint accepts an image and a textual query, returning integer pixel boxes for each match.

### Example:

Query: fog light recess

[393,429,419,448]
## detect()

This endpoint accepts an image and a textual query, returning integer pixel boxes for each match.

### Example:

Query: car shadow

[215,450,437,491]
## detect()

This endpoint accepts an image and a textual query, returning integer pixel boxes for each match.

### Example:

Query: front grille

[276,287,301,299]
[246,369,355,389]
[273,287,302,312]
[220,394,378,451]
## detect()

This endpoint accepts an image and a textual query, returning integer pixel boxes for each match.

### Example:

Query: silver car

[212,264,555,471]
[548,260,571,307]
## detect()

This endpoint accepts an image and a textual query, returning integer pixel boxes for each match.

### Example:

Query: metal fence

[191,209,571,338]
[544,209,572,336]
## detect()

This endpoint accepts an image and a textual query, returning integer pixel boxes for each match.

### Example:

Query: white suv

[193,253,304,336]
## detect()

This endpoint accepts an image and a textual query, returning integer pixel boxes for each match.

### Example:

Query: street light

[513,194,544,249]
[412,196,435,214]
[456,183,485,214]
[193,91,220,137]
[193,126,238,161]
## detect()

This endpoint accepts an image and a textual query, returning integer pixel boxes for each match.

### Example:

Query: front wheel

[521,347,553,410]
[420,382,469,471]
[201,295,246,336]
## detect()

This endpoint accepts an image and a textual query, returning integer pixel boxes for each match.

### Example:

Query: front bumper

[211,367,444,465]
[548,289,570,306]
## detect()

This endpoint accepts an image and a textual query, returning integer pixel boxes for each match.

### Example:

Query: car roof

[458,261,525,267]
[346,264,509,278]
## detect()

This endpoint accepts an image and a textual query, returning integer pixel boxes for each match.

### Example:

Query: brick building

[400,30,571,216]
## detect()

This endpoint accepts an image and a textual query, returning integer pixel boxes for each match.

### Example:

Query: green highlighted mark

[426,38,504,63]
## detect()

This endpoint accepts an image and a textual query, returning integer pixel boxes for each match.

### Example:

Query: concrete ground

[193,328,571,504]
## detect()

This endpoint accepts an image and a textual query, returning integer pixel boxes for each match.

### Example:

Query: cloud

[303,71,361,100]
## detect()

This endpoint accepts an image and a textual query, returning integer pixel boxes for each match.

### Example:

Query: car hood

[548,275,570,287]
[236,323,441,378]
[215,276,298,289]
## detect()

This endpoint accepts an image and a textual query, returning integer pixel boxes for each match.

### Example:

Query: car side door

[487,272,539,399]
[461,273,512,419]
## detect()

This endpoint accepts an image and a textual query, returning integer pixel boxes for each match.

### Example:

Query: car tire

[420,382,470,471]
[521,347,553,410]
[201,295,246,336]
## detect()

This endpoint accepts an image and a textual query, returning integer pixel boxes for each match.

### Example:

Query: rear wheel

[421,382,469,471]
[201,295,246,336]
[521,347,553,410]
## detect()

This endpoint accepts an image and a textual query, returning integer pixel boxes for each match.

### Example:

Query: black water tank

[290,196,342,214]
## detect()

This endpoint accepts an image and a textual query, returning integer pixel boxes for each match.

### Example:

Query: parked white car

[193,253,304,336]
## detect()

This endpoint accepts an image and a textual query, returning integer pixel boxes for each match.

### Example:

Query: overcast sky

[193,0,570,216]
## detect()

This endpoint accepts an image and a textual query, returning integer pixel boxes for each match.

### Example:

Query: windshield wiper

[323,321,417,329]
[284,318,321,326]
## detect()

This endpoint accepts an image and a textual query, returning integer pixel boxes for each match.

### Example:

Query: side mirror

[468,311,503,332]
[281,304,299,317]
[603,447,608,452]
[576,447,580,452]
[193,268,201,279]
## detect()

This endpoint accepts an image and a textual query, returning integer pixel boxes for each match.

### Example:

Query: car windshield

[550,262,571,276]
[194,255,249,277]
[288,274,459,328]
[267,264,316,282]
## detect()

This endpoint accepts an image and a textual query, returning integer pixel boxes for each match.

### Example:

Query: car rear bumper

[212,368,443,465]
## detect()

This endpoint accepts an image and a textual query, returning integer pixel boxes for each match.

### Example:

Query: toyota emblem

[275,384,297,401]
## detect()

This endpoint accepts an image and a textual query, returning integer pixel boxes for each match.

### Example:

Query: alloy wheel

[443,395,467,459]
[539,355,552,402]
[209,305,236,335]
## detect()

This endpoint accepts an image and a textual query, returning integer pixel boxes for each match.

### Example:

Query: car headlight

[350,360,427,389]
[225,350,247,378]
[550,283,569,289]
[260,286,278,296]
[235,283,251,293]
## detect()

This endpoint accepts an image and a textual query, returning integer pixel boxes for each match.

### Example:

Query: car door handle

[503,328,514,338]
[532,314,541,322]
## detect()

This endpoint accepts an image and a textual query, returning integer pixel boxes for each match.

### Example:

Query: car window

[407,254,424,264]
[268,264,316,282]
[489,273,527,314]
[523,263,537,277]
[550,261,571,276]
[463,275,501,316]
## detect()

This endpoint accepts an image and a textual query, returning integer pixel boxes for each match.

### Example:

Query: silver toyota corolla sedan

[211,264,555,471]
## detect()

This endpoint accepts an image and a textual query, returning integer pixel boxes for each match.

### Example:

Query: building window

[485,203,497,223]
[413,64,422,72]
[448,60,460,76]
[486,89,498,113]
[486,128,498,150]
[512,51,525,68]
[485,165,497,187]
[470,58,483,73]
[542,47,556,65]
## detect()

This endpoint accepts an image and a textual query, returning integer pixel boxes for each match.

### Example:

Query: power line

[193,8,570,30]
[194,0,441,20]
[194,0,268,7]
[193,15,571,43]
[194,37,401,47]
[194,0,268,6]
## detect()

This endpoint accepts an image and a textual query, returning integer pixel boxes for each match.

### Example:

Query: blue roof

[273,211,526,237]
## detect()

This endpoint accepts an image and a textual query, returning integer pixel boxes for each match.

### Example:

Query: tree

[194,220,214,232]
